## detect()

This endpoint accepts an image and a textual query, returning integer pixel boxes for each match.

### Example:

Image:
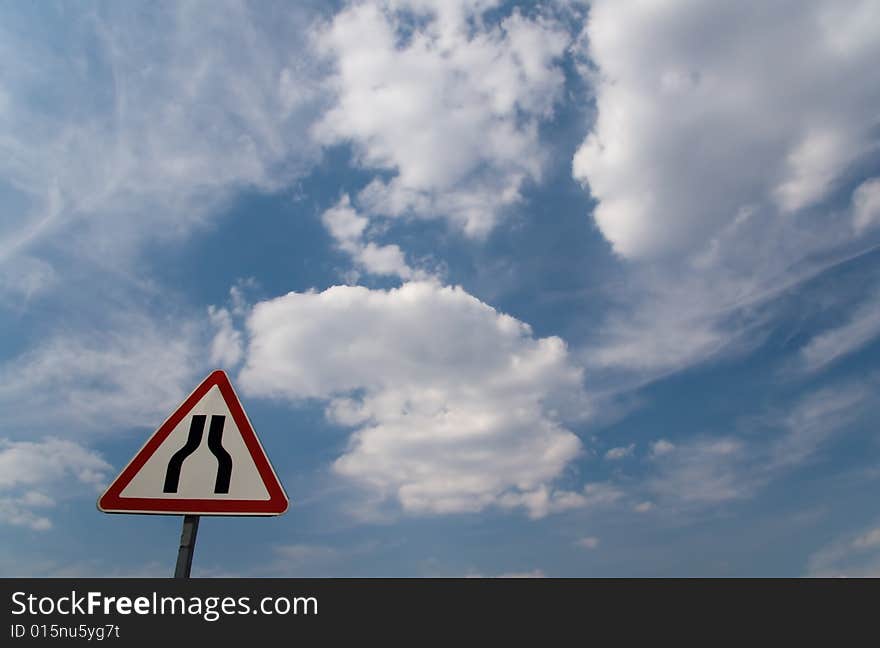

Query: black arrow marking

[163,415,206,493]
[207,415,233,494]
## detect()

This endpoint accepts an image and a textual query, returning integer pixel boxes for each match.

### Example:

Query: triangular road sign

[98,370,288,516]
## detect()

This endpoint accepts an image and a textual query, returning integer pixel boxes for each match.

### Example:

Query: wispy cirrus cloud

[797,290,880,374]
[0,1,323,281]
[0,313,205,435]
[642,381,873,512]
[0,1,324,441]
[806,520,880,577]
[0,438,111,530]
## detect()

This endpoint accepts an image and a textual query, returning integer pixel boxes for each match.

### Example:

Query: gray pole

[174,515,200,578]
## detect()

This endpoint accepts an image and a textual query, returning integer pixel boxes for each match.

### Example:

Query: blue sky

[2,0,880,577]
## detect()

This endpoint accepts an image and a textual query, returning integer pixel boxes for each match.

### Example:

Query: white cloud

[239,281,591,518]
[0,499,54,532]
[633,501,654,513]
[208,306,244,368]
[0,556,169,578]
[852,177,880,233]
[650,440,675,457]
[645,382,872,510]
[605,443,635,460]
[274,544,339,563]
[464,568,546,578]
[575,536,599,549]
[0,439,108,490]
[0,1,321,274]
[579,223,880,383]
[233,540,388,577]
[853,528,880,550]
[573,1,880,384]
[773,128,858,214]
[649,438,748,505]
[798,292,880,374]
[48,561,169,579]
[0,256,56,303]
[574,0,880,259]
[806,521,880,577]
[313,1,570,237]
[766,382,870,470]
[497,482,622,519]
[0,314,203,433]
[0,2,322,468]
[321,194,418,280]
[0,438,111,530]
[580,258,761,377]
[492,569,546,578]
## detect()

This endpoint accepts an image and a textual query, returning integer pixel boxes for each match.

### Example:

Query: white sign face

[120,385,270,501]
[98,370,288,516]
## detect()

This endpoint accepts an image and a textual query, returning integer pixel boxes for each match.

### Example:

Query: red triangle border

[98,370,288,516]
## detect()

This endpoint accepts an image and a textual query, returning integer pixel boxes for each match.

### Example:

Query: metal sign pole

[174,514,200,578]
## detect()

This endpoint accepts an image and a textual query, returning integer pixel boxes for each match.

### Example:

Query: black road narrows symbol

[207,415,232,494]
[163,414,233,494]
[163,415,205,493]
